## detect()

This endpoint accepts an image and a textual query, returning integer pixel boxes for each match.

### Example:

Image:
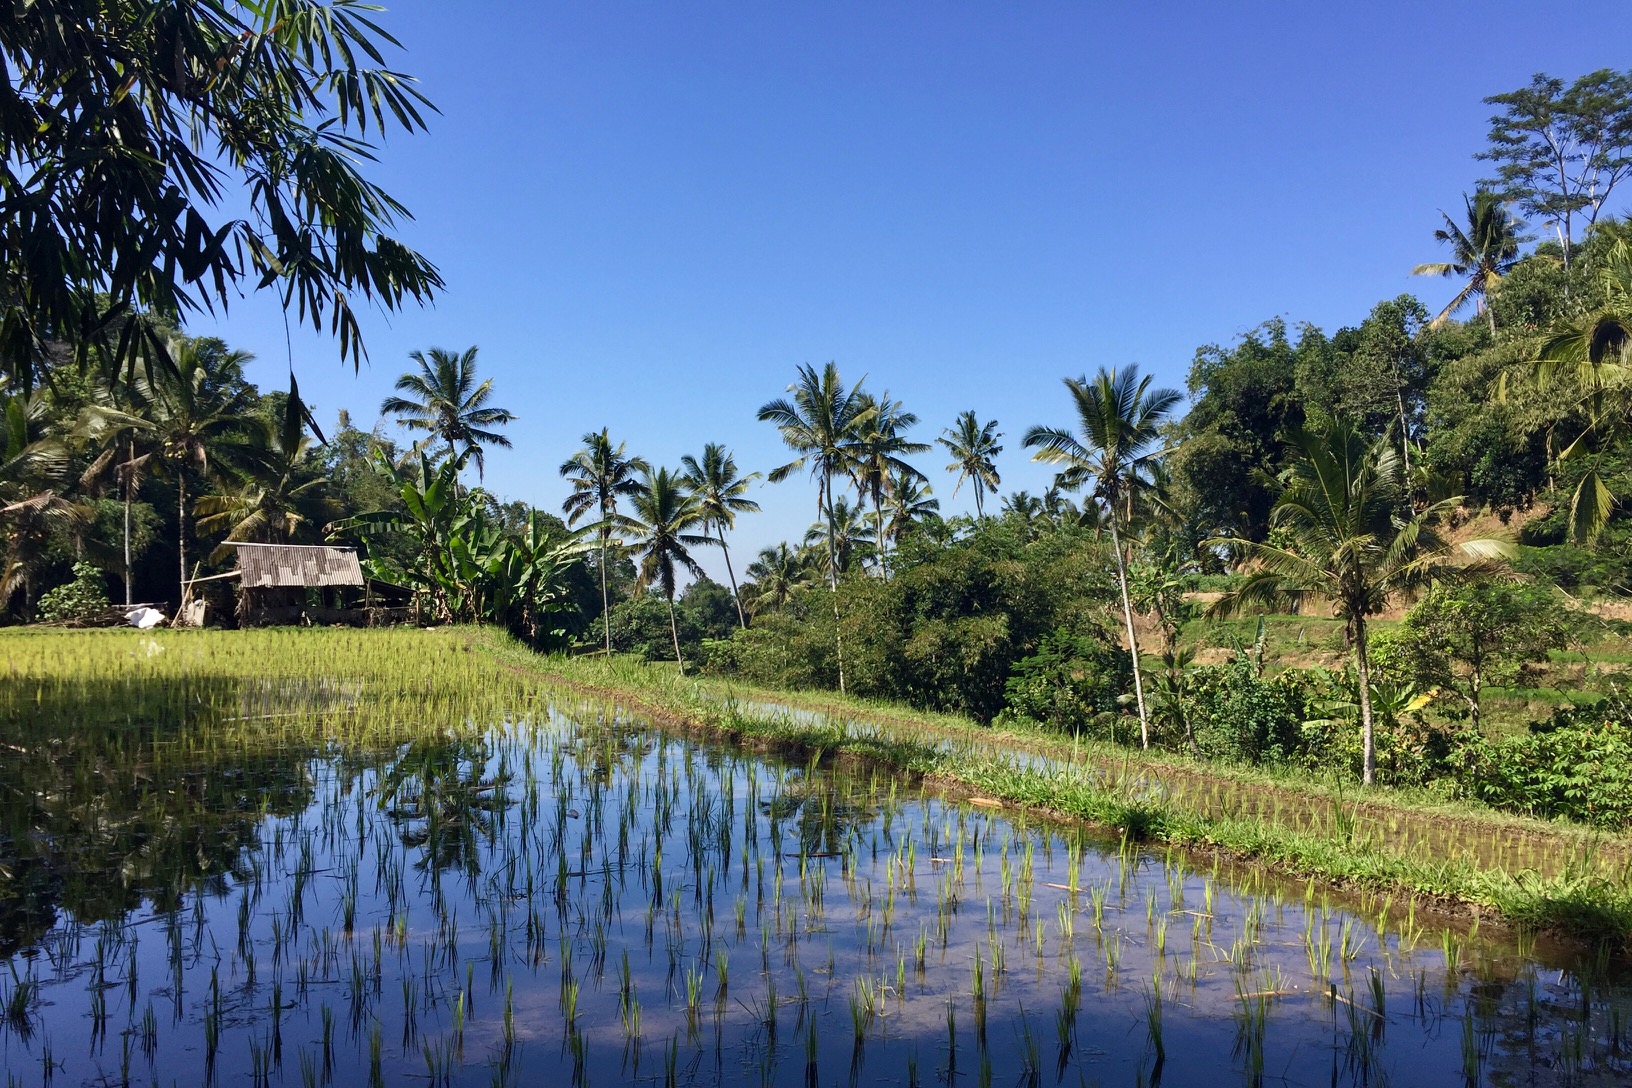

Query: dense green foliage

[1456,703,1632,829]
[9,59,1632,835]
[0,0,440,385]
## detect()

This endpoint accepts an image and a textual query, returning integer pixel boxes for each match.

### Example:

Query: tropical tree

[999,490,1046,538]
[143,337,260,611]
[938,411,1003,518]
[617,468,711,672]
[381,347,514,481]
[331,448,477,623]
[757,362,876,694]
[559,430,649,653]
[680,443,761,628]
[1478,70,1632,274]
[1209,419,1512,785]
[743,543,813,615]
[1530,232,1632,540]
[195,382,326,559]
[1024,366,1181,748]
[882,471,939,546]
[0,1,441,389]
[802,495,873,581]
[1411,190,1529,332]
[0,387,80,610]
[75,380,156,606]
[493,511,589,646]
[1393,581,1573,734]
[851,392,928,574]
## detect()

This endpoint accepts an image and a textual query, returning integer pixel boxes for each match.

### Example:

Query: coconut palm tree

[851,392,928,575]
[744,543,813,615]
[0,386,81,611]
[143,337,260,613]
[757,362,875,694]
[381,347,515,481]
[937,411,1003,518]
[617,468,711,672]
[560,430,650,653]
[195,384,326,559]
[680,443,761,628]
[802,495,872,581]
[1209,418,1512,785]
[1024,366,1181,748]
[1411,189,1528,333]
[76,388,156,607]
[882,471,939,546]
[1530,233,1632,541]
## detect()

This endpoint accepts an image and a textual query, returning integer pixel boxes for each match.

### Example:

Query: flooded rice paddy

[1,631,1630,1087]
[710,695,1629,881]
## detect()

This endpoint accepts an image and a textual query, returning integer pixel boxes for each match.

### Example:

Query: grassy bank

[505,637,1632,953]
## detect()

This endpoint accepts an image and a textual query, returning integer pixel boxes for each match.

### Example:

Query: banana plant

[493,511,591,644]
[331,450,586,639]
[330,448,473,623]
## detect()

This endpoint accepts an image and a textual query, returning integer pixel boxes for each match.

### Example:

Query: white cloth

[125,607,165,629]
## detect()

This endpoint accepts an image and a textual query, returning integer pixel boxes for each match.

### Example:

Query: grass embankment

[494,636,1632,953]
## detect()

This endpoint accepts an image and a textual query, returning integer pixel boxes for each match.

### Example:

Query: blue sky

[192,1,1632,581]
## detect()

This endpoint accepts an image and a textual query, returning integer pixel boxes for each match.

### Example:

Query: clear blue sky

[192,1,1632,582]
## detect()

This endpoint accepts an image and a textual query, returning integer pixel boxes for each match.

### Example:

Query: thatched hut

[231,542,368,626]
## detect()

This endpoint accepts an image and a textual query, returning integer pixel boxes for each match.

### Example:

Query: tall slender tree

[381,347,514,481]
[143,337,259,614]
[617,468,711,673]
[680,443,761,629]
[1024,366,1181,748]
[882,471,939,546]
[1411,189,1529,332]
[937,411,1003,518]
[744,543,813,615]
[76,382,156,606]
[195,381,326,559]
[757,363,875,694]
[1479,70,1632,275]
[559,430,649,654]
[851,392,928,576]
[1210,419,1512,785]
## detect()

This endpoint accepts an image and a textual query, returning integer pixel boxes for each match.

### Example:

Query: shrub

[1452,703,1632,829]
[1001,627,1131,736]
[36,562,111,624]
[1185,659,1311,766]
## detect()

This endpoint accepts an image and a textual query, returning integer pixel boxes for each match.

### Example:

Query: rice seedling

[3,627,1629,1088]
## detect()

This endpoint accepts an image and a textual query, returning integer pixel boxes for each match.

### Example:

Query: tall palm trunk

[667,595,686,674]
[1107,511,1150,747]
[716,523,747,629]
[974,486,984,520]
[1354,615,1377,786]
[873,482,888,579]
[123,438,134,607]
[176,470,188,620]
[598,523,613,654]
[823,472,847,695]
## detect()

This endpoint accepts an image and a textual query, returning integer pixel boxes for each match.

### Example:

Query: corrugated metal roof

[233,544,364,588]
